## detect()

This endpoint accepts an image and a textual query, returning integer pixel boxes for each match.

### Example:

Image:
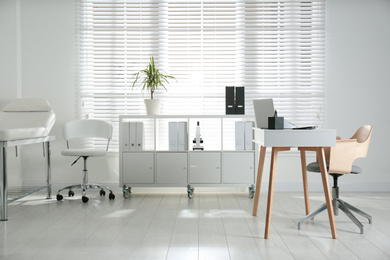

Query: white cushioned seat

[0,111,56,141]
[0,98,55,141]
[61,148,107,157]
[0,98,56,141]
[2,98,53,112]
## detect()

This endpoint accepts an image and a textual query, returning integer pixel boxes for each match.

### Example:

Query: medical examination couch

[0,98,55,221]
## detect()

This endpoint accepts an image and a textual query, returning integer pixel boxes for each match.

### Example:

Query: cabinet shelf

[119,115,257,198]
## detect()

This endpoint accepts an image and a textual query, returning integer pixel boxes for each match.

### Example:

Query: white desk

[252,128,338,239]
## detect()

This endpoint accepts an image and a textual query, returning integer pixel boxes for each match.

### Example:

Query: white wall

[0,0,389,192]
[0,0,21,186]
[325,0,390,191]
[0,0,18,103]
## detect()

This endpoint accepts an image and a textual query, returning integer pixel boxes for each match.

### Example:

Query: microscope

[192,121,204,150]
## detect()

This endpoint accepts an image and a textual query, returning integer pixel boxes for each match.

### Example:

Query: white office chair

[56,119,115,203]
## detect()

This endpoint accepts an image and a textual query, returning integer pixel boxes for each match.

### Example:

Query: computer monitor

[253,99,274,128]
[253,98,317,129]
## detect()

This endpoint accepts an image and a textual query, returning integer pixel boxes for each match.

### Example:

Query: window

[78,0,325,149]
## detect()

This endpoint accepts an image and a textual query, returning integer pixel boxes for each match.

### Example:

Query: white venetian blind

[78,0,325,149]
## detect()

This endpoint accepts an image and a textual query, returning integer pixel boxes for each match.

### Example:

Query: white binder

[122,122,130,151]
[178,122,188,150]
[245,121,254,150]
[169,121,188,150]
[135,122,144,151]
[235,121,245,150]
[129,122,137,151]
[169,122,178,150]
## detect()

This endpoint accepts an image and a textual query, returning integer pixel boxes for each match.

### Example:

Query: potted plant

[131,56,176,115]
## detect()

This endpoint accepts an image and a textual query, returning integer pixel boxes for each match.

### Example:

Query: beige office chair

[298,125,373,234]
[56,119,115,203]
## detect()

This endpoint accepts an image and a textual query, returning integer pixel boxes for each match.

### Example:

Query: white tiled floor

[1,191,390,259]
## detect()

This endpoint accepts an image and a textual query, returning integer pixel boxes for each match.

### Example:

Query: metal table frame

[0,135,54,221]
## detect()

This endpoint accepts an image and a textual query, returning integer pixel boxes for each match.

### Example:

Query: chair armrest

[328,139,359,174]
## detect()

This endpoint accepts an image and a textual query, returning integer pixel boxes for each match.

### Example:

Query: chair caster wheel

[82,196,89,203]
[100,189,106,196]
[109,193,115,200]
[57,194,63,201]
[68,190,75,197]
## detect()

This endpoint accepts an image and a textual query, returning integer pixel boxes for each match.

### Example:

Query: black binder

[235,86,245,114]
[225,86,235,114]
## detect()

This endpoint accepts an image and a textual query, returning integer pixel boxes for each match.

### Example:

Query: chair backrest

[63,119,113,149]
[328,125,373,174]
[350,125,373,158]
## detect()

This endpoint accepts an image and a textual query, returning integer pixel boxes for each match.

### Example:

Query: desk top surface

[254,128,336,147]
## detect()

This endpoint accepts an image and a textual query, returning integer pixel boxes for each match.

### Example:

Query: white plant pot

[144,99,161,115]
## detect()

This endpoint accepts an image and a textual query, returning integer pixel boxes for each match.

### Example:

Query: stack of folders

[169,122,188,151]
[122,122,144,151]
[235,121,254,150]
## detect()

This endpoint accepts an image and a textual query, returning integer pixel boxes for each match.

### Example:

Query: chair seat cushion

[0,111,56,141]
[306,162,362,174]
[61,148,107,157]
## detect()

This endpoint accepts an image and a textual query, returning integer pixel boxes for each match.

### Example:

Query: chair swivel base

[298,197,372,234]
[56,184,115,203]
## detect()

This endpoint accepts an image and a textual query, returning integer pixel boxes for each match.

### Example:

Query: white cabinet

[119,115,256,198]
[223,152,254,184]
[189,152,221,184]
[122,152,154,184]
[157,152,187,184]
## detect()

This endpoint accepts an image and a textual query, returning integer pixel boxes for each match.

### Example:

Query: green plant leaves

[131,56,176,99]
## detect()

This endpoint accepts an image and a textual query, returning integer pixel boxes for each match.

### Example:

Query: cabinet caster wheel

[56,194,63,201]
[249,185,255,199]
[187,185,194,199]
[109,193,115,200]
[123,189,131,199]
[68,190,75,197]
[123,186,131,199]
[100,189,106,196]
[82,196,89,203]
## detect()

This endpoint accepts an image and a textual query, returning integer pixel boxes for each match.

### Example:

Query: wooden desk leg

[252,146,266,216]
[264,147,289,239]
[264,147,278,238]
[300,149,310,215]
[317,147,337,239]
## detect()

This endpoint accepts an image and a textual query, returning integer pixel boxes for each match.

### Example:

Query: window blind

[78,0,325,149]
